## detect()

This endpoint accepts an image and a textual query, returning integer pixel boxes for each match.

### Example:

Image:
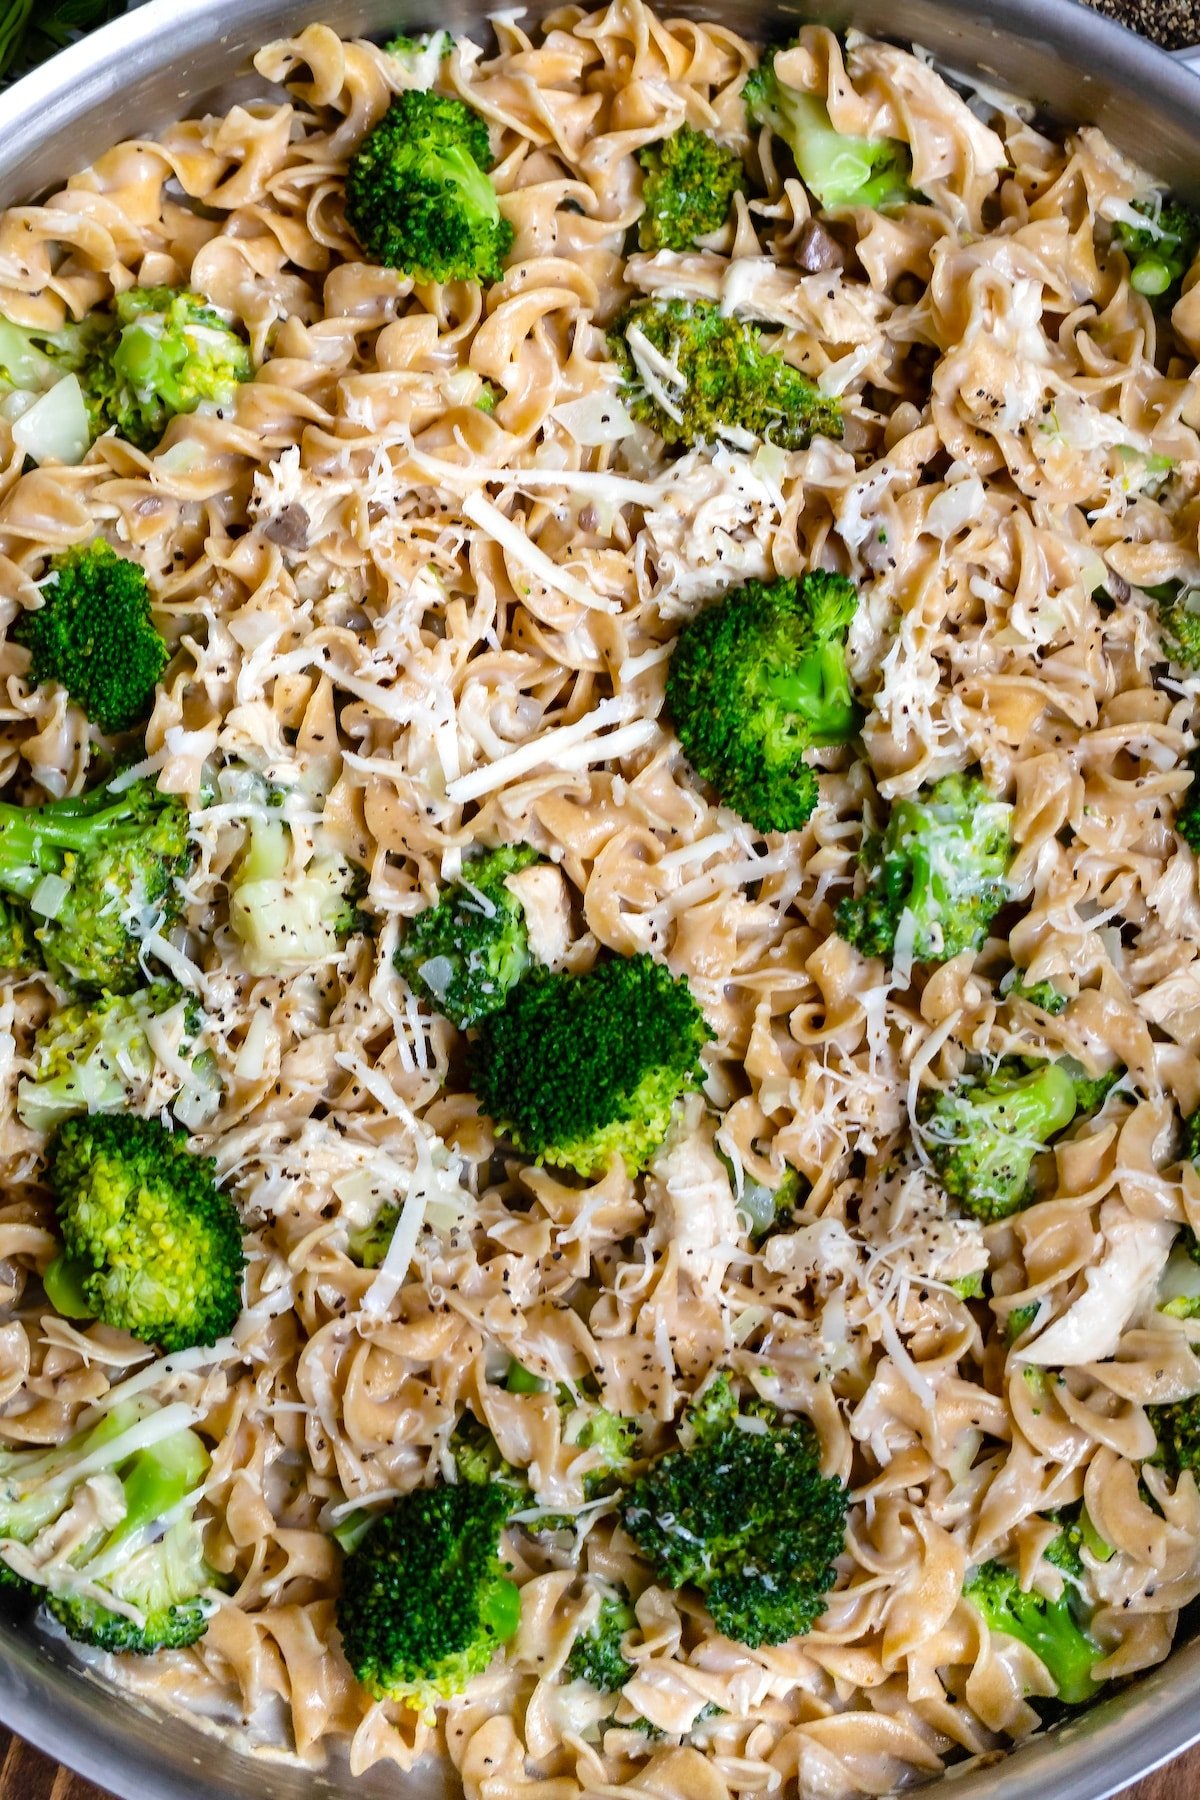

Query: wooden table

[0,1720,1192,1800]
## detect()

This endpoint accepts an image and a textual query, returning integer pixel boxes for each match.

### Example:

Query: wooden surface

[0,1719,1193,1800]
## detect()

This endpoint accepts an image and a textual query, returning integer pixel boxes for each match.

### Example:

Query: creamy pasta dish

[0,5,1198,1794]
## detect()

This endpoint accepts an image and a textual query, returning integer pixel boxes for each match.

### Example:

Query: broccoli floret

[0,775,190,993]
[0,1401,215,1653]
[1113,200,1200,301]
[1044,1504,1113,1579]
[1057,1056,1123,1116]
[45,1112,244,1352]
[620,1383,847,1647]
[609,298,842,452]
[963,1559,1102,1705]
[16,981,211,1136]
[566,1583,636,1692]
[637,126,747,252]
[0,898,40,976]
[229,815,367,976]
[1006,972,1068,1015]
[731,1164,805,1236]
[345,90,513,285]
[665,572,860,834]
[449,1412,524,1492]
[919,1059,1079,1224]
[564,1402,640,1502]
[1147,1393,1200,1478]
[836,773,1013,965]
[469,953,713,1177]
[13,542,168,735]
[1148,580,1200,670]
[82,286,251,452]
[384,28,454,71]
[1175,746,1200,852]
[347,1201,402,1270]
[337,1479,520,1715]
[1005,1300,1041,1344]
[394,844,540,1027]
[743,49,915,211]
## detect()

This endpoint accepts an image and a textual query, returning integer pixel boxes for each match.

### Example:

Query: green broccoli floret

[919,1059,1079,1224]
[0,1400,216,1654]
[609,298,842,452]
[665,572,859,834]
[1113,200,1200,300]
[347,1201,402,1270]
[620,1382,847,1647]
[82,287,251,452]
[394,844,541,1027]
[1147,1393,1200,1478]
[1005,1300,1041,1344]
[1006,972,1068,1015]
[345,90,513,285]
[743,49,915,211]
[13,542,168,735]
[1174,747,1200,852]
[449,1412,524,1492]
[384,28,454,69]
[637,126,747,252]
[1058,1056,1123,1116]
[1044,1504,1113,1580]
[44,1112,245,1352]
[337,1480,520,1716]
[0,898,40,976]
[0,775,190,993]
[16,981,213,1136]
[963,1559,1102,1705]
[469,953,713,1177]
[1148,580,1200,670]
[566,1583,637,1691]
[229,815,367,976]
[731,1164,805,1236]
[836,773,1013,966]
[564,1402,640,1502]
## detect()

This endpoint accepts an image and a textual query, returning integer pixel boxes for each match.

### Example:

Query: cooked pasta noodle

[0,5,1199,1794]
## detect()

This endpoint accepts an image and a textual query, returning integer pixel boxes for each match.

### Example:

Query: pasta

[0,4,1199,1793]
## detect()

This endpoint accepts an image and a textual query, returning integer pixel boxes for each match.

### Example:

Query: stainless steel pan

[1,2,1199,1794]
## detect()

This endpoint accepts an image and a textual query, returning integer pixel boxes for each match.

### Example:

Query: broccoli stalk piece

[620,1380,847,1647]
[45,1112,245,1352]
[450,1412,524,1493]
[469,952,713,1177]
[16,982,212,1136]
[0,1400,216,1653]
[665,571,860,834]
[566,1583,637,1691]
[836,773,1013,966]
[918,1060,1079,1224]
[1113,200,1200,300]
[743,50,915,211]
[0,775,190,993]
[610,298,843,452]
[337,1480,520,1716]
[0,312,103,395]
[1005,1300,1042,1344]
[637,126,747,252]
[84,287,251,452]
[963,1559,1103,1706]
[345,90,513,285]
[394,844,540,1027]
[1045,1503,1113,1578]
[229,815,367,976]
[14,541,168,735]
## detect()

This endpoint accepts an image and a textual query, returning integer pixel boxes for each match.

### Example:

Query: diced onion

[29,873,70,919]
[12,376,90,466]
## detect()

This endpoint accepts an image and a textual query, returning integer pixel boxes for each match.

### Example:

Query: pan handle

[1172,44,1200,69]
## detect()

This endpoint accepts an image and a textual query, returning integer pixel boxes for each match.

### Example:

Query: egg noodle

[1,4,1200,1793]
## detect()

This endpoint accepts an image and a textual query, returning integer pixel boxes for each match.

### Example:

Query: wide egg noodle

[0,1,1198,1792]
